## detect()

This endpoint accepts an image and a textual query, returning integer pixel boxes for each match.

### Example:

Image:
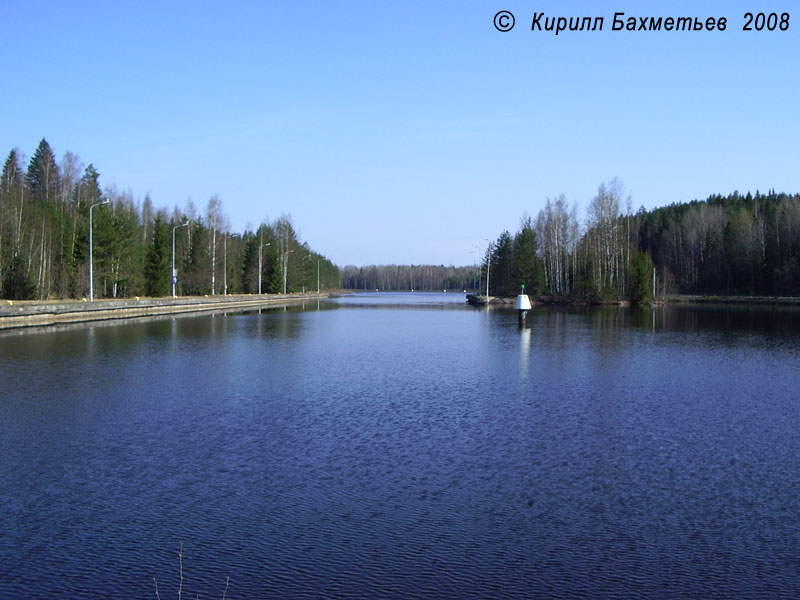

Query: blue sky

[3,1,799,266]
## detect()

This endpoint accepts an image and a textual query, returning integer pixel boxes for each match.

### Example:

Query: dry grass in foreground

[153,542,231,600]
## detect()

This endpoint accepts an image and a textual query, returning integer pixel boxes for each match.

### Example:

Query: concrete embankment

[0,293,330,330]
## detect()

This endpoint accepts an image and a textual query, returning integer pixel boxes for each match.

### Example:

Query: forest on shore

[5,139,798,304]
[346,179,800,303]
[0,139,339,300]
[483,179,800,303]
[340,264,476,292]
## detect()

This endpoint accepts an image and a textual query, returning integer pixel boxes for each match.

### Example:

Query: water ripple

[2,301,800,597]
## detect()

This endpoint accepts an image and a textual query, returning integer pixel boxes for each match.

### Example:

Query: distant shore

[466,293,800,307]
[667,294,800,305]
[0,293,331,331]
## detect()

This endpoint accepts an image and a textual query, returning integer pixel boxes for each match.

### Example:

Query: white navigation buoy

[515,284,532,326]
[514,293,532,310]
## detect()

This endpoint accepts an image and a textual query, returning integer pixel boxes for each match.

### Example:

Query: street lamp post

[468,244,481,292]
[88,198,109,302]
[172,221,189,298]
[472,244,479,292]
[258,242,271,294]
[483,237,493,298]
[317,258,321,294]
[223,234,227,296]
[486,254,491,297]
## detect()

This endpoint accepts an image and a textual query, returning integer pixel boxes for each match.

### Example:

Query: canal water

[2,293,800,598]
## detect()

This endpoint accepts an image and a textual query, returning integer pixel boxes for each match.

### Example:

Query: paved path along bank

[0,293,330,330]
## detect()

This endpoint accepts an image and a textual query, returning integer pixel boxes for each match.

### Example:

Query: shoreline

[0,293,331,331]
[3,290,798,331]
[466,293,800,307]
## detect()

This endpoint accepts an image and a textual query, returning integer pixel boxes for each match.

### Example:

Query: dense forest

[342,181,800,300]
[0,139,339,300]
[5,140,797,303]
[482,179,800,303]
[340,264,476,292]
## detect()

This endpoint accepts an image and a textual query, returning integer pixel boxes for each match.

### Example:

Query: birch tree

[536,195,579,296]
[206,195,223,295]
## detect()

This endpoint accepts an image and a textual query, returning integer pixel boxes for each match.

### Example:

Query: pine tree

[629,250,651,304]
[183,219,209,295]
[26,138,60,205]
[240,235,258,293]
[109,198,143,297]
[513,217,543,295]
[489,231,514,296]
[2,254,36,299]
[265,245,282,293]
[1,150,25,293]
[144,215,170,296]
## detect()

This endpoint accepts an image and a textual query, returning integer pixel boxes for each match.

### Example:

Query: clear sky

[3,1,799,266]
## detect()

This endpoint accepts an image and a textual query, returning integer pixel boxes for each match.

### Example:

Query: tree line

[340,264,476,292]
[0,139,339,300]
[483,179,800,303]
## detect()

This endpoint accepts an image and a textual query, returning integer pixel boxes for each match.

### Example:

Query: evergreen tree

[513,217,543,294]
[265,244,282,293]
[183,219,209,295]
[26,138,60,205]
[79,164,102,202]
[70,165,107,297]
[144,215,170,296]
[2,254,36,300]
[240,235,258,293]
[489,231,514,297]
[1,149,23,193]
[109,198,144,297]
[1,150,25,293]
[629,250,651,304]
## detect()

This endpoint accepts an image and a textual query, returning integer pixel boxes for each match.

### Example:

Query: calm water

[2,294,800,599]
